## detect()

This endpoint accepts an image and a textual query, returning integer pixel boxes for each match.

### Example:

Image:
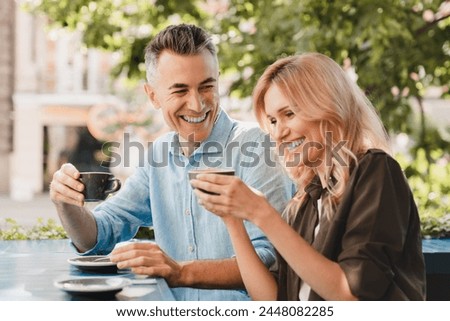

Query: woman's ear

[144,83,161,110]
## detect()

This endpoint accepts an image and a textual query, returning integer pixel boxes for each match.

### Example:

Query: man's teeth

[288,138,305,150]
[182,113,208,123]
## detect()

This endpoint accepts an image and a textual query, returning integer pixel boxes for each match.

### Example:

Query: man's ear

[144,83,161,110]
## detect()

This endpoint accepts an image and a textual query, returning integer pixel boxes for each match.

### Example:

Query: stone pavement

[0,193,59,229]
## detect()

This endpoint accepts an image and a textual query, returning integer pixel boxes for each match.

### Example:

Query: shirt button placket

[185,207,196,257]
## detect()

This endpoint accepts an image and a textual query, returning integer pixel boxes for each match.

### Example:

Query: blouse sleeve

[337,151,416,299]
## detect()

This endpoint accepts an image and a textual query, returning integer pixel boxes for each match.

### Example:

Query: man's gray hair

[144,24,218,84]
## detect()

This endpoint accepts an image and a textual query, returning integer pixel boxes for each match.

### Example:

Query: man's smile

[180,111,210,124]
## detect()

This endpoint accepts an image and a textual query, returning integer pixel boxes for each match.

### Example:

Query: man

[50,24,292,300]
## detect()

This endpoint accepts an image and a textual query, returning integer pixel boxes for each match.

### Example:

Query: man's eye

[200,85,214,91]
[172,90,188,95]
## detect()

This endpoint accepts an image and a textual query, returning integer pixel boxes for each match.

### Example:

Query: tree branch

[415,13,450,35]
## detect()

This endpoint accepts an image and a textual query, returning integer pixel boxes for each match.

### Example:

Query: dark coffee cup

[188,168,235,195]
[79,172,121,202]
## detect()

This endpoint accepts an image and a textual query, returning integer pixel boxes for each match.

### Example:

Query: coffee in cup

[188,168,235,195]
[79,172,121,202]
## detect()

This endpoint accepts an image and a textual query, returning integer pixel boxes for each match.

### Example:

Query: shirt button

[185,209,190,215]
[188,245,195,252]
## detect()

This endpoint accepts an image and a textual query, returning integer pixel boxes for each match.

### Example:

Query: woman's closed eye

[285,110,294,118]
[268,111,294,126]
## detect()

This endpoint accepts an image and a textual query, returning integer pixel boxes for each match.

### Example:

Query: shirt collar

[304,175,324,201]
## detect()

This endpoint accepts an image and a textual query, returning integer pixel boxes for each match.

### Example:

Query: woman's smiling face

[264,84,324,170]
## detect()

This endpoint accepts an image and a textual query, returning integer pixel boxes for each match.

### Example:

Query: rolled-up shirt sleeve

[82,165,152,255]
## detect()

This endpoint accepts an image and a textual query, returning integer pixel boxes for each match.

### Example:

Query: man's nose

[187,92,204,112]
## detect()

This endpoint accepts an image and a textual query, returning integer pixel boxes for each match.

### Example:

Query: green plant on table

[0,218,67,240]
[420,214,450,239]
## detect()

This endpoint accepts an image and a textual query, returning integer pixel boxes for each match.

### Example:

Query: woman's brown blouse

[275,149,426,300]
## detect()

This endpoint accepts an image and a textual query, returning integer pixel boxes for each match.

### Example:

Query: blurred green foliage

[25,0,450,235]
[0,218,154,241]
[25,1,449,127]
[420,214,450,238]
[0,218,68,240]
[397,148,450,238]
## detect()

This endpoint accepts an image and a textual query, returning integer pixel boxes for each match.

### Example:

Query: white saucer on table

[54,277,131,297]
[67,255,117,273]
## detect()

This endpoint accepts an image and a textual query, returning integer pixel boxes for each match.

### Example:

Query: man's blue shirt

[85,110,293,300]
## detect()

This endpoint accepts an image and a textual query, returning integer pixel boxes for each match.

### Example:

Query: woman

[190,53,426,300]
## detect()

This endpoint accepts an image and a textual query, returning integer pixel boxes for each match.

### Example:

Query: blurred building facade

[1,2,122,200]
[0,0,14,194]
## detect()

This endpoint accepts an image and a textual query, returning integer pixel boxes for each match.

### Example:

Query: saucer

[54,277,131,297]
[68,255,118,273]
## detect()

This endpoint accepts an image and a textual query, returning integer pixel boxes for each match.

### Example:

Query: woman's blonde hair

[253,53,391,218]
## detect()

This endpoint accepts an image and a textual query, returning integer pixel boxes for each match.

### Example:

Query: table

[0,239,175,301]
[422,238,450,300]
